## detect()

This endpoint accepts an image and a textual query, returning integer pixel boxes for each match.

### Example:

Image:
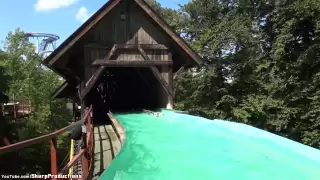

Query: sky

[0,0,189,49]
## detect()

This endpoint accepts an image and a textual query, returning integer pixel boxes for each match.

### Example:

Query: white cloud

[35,0,78,12]
[76,6,93,23]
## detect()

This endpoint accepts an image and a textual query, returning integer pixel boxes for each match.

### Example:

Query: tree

[145,0,184,31]
[0,50,12,145]
[168,0,320,148]
[0,29,73,174]
[0,50,9,103]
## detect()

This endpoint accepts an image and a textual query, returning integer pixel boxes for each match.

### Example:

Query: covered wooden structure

[44,0,202,114]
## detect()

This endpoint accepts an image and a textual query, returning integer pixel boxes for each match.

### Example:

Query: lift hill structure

[0,0,202,179]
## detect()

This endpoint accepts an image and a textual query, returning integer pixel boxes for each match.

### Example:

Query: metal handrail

[0,106,91,155]
[0,105,93,180]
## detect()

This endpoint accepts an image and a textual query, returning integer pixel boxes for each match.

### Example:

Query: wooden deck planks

[105,125,122,157]
[90,124,121,180]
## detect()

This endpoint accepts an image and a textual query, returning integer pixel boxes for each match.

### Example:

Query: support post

[82,154,89,180]
[50,138,58,179]
[79,81,86,116]
[81,120,89,180]
[86,110,93,166]
[167,52,174,109]
[167,65,173,109]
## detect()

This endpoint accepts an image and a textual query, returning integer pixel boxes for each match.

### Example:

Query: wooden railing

[0,105,94,180]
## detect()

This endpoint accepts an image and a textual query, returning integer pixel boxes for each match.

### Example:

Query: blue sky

[0,0,189,48]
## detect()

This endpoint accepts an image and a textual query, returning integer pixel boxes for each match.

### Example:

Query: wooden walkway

[89,123,122,180]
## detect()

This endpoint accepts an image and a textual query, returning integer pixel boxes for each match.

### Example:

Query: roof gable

[43,0,202,70]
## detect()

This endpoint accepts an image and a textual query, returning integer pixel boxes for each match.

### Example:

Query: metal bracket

[81,125,87,134]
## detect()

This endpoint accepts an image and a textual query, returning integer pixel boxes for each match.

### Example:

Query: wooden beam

[51,81,68,99]
[80,44,117,99]
[174,66,185,80]
[117,44,168,50]
[80,68,101,100]
[92,60,172,67]
[137,45,151,61]
[84,43,168,50]
[135,0,202,65]
[150,67,173,95]
[137,45,173,96]
[47,0,120,66]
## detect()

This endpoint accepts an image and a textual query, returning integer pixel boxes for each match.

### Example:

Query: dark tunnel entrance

[87,67,167,118]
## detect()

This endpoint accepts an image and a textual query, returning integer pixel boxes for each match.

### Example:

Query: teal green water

[99,110,320,180]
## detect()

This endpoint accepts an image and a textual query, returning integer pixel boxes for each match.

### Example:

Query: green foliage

[145,0,184,31]
[161,0,320,149]
[0,29,72,174]
[0,50,9,103]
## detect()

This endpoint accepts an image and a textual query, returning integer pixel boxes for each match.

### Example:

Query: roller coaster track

[25,32,59,54]
[0,106,126,180]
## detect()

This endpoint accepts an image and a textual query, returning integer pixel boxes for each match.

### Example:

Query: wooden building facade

[44,0,202,116]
